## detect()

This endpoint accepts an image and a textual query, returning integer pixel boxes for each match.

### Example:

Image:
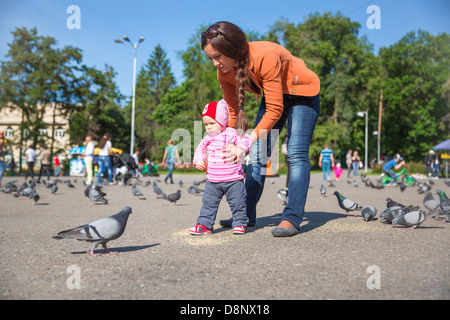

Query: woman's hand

[222,145,245,164]
[195,160,206,171]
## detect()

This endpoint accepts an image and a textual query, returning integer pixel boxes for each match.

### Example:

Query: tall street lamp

[114,35,144,155]
[357,111,368,173]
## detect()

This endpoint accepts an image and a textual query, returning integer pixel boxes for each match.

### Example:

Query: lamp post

[357,111,368,173]
[114,35,144,155]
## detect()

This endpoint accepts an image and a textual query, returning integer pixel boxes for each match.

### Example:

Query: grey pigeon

[353,180,358,188]
[167,190,181,205]
[51,183,58,195]
[52,206,133,256]
[153,181,166,199]
[277,188,288,205]
[187,186,203,195]
[392,210,427,229]
[422,191,441,216]
[66,180,75,188]
[131,182,144,199]
[361,205,377,221]
[379,205,420,224]
[320,184,326,197]
[30,190,40,205]
[86,185,108,205]
[333,191,363,216]
[434,189,450,223]
[417,182,432,194]
[386,198,408,208]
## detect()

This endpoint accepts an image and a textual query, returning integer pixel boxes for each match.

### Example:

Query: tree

[0,27,82,169]
[380,30,450,159]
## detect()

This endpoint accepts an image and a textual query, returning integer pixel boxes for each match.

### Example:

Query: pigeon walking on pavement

[422,191,441,218]
[435,189,450,223]
[333,191,363,216]
[85,185,108,205]
[131,182,144,199]
[153,181,167,199]
[320,184,326,197]
[392,210,427,229]
[52,206,133,256]
[361,205,377,221]
[167,190,181,205]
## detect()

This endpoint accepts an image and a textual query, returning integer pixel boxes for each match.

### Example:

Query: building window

[39,128,47,136]
[5,127,14,139]
[54,128,65,138]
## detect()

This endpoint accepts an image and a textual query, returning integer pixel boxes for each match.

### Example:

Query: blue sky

[0,0,449,100]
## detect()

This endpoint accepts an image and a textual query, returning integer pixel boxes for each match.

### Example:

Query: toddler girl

[189,99,252,235]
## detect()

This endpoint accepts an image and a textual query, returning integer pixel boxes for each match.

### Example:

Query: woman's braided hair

[201,21,249,136]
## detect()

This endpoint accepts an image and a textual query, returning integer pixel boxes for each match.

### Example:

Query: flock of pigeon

[325,175,450,229]
[0,176,208,256]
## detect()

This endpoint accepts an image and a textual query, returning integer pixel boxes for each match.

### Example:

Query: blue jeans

[165,159,175,183]
[97,156,113,183]
[322,160,331,181]
[198,180,248,231]
[352,162,359,176]
[246,94,320,230]
[0,160,6,185]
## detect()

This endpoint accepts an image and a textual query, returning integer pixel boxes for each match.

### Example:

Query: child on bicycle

[382,154,405,186]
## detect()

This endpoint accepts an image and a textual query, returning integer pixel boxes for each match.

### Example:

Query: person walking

[318,144,334,182]
[83,136,95,186]
[97,133,115,185]
[37,145,51,182]
[346,149,353,178]
[25,144,36,180]
[161,140,181,184]
[352,150,361,177]
[0,131,7,187]
[201,21,320,236]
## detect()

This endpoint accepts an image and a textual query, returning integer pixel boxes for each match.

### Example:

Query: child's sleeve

[192,137,209,167]
[227,128,252,154]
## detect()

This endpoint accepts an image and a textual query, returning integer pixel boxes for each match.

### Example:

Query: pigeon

[277,189,288,205]
[178,180,184,188]
[434,189,450,223]
[143,180,151,187]
[52,206,132,256]
[66,180,75,188]
[85,185,108,205]
[51,182,58,195]
[353,180,358,188]
[131,182,144,199]
[417,182,432,194]
[153,181,166,199]
[30,190,40,205]
[379,205,420,224]
[167,190,181,205]
[386,198,408,208]
[361,205,377,221]
[320,184,326,197]
[333,191,363,216]
[187,186,203,195]
[422,191,441,215]
[444,180,450,187]
[392,210,427,229]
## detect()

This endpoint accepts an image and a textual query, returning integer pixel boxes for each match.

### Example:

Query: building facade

[0,104,70,170]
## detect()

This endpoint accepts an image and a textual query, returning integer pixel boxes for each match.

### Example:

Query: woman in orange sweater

[201,21,320,237]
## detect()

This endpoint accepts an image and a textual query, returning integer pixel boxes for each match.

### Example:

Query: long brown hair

[97,132,111,149]
[201,21,249,135]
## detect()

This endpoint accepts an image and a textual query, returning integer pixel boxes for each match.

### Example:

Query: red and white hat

[201,99,230,128]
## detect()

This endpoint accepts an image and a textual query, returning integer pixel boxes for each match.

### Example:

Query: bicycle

[380,168,415,186]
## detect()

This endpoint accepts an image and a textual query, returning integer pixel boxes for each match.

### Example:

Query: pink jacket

[193,127,252,182]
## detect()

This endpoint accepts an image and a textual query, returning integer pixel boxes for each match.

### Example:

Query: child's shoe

[188,224,212,235]
[232,226,246,235]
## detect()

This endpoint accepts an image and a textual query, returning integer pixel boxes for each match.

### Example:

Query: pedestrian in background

[25,144,36,180]
[83,136,95,186]
[161,140,181,184]
[37,145,51,182]
[346,149,353,178]
[352,150,361,177]
[97,132,115,185]
[319,144,334,182]
[0,131,7,187]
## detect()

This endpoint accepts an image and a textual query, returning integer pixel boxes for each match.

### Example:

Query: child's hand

[195,160,206,171]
